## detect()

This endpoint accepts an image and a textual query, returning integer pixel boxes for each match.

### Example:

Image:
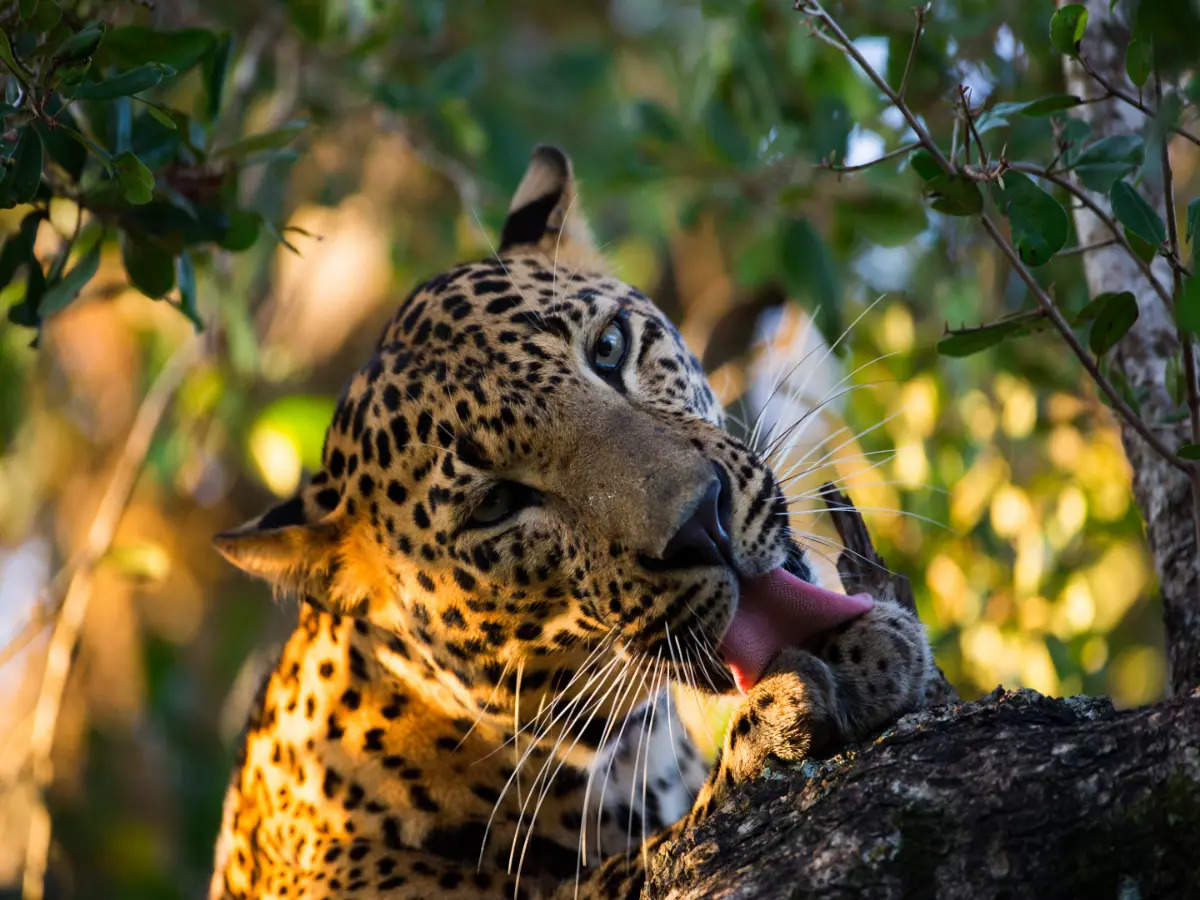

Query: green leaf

[1074,290,1134,325]
[1072,135,1144,192]
[212,120,307,159]
[430,51,481,97]
[121,234,175,298]
[19,0,38,20]
[1088,290,1139,354]
[219,209,261,251]
[1110,180,1166,247]
[53,23,106,62]
[39,241,101,316]
[1126,35,1153,87]
[836,192,927,247]
[0,26,30,84]
[70,63,173,100]
[0,210,43,289]
[1180,443,1200,460]
[1125,227,1157,263]
[1186,197,1200,268]
[909,149,942,181]
[1178,275,1200,335]
[1,127,43,207]
[287,0,328,41]
[113,151,155,204]
[993,171,1068,266]
[1050,4,1089,56]
[1019,94,1083,116]
[176,250,201,330]
[202,33,233,121]
[937,312,1050,357]
[100,26,214,72]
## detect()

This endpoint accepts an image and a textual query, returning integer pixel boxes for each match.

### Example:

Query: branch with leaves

[796,0,1200,539]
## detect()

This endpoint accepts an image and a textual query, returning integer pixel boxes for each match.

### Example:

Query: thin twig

[1077,55,1200,147]
[1155,71,1200,544]
[1057,239,1119,256]
[897,3,929,103]
[817,141,922,174]
[981,213,1188,471]
[20,337,203,900]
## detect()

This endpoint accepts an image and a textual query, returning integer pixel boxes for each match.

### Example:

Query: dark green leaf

[937,312,1050,357]
[1126,35,1153,87]
[1125,227,1157,263]
[993,171,1068,266]
[1110,180,1166,247]
[1180,443,1200,460]
[1019,94,1083,116]
[0,210,43,288]
[212,120,307,159]
[927,174,983,216]
[0,26,30,84]
[53,23,106,62]
[100,27,214,72]
[8,256,45,328]
[34,114,87,181]
[39,241,101,316]
[1178,276,1200,336]
[19,0,38,20]
[202,33,233,121]
[633,100,680,144]
[1072,135,1143,192]
[219,209,261,251]
[176,250,201,330]
[430,52,481,97]
[114,151,155,204]
[836,192,927,247]
[121,234,175,298]
[1,127,43,207]
[287,0,327,41]
[1088,290,1139,354]
[1186,197,1200,267]
[70,63,173,100]
[1050,5,1089,56]
[1074,291,1134,325]
[909,149,943,181]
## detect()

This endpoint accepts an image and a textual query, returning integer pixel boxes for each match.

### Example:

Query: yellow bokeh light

[1054,485,1088,544]
[249,425,302,497]
[1109,645,1166,707]
[995,374,1037,439]
[1017,595,1050,632]
[893,435,929,488]
[989,483,1032,538]
[958,389,996,442]
[899,375,939,437]
[1081,635,1108,674]
[879,303,915,354]
[1013,531,1044,595]
[1054,575,1095,637]
[1019,640,1059,696]
[950,452,1009,531]
[1047,424,1084,469]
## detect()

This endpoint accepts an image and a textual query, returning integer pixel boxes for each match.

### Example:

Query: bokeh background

[0,0,1185,897]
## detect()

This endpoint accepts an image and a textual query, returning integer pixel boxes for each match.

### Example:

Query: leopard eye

[468,481,540,528]
[591,318,628,372]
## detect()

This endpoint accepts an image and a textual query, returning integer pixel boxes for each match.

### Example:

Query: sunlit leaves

[38,241,101,317]
[1050,5,1088,57]
[1110,180,1166,248]
[113,151,155,204]
[992,171,1068,267]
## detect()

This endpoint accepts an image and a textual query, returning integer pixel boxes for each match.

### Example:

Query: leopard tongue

[718,567,873,693]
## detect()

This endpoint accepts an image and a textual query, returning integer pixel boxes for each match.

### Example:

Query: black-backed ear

[499,145,605,271]
[213,485,344,599]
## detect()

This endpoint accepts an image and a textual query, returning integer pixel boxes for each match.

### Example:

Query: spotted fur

[210,146,933,899]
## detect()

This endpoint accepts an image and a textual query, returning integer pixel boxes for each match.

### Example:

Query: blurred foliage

[0,0,1191,897]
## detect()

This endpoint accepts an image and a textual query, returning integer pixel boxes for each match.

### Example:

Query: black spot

[259,497,305,529]
[452,568,476,591]
[315,488,341,511]
[387,480,408,505]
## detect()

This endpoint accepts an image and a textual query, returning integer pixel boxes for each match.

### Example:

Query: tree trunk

[1060,0,1200,696]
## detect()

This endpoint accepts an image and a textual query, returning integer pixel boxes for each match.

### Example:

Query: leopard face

[215,146,806,733]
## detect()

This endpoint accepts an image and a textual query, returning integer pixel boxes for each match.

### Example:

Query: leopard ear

[213,482,344,598]
[499,144,605,271]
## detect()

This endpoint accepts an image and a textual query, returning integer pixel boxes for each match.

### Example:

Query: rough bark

[1060,0,1200,695]
[647,687,1200,898]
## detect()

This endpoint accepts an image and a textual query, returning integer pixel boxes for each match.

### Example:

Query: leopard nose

[643,466,733,572]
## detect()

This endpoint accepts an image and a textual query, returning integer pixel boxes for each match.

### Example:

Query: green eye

[469,481,540,527]
[592,319,628,372]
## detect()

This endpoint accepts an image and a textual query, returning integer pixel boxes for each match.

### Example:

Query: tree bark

[647,687,1200,898]
[1060,0,1200,696]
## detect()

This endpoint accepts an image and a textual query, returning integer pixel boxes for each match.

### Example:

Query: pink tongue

[718,567,873,693]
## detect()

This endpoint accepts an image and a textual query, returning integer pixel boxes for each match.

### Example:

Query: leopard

[209,145,935,900]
